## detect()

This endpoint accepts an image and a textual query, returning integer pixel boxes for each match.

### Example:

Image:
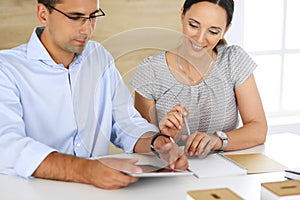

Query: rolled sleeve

[112,117,159,153]
[15,141,56,178]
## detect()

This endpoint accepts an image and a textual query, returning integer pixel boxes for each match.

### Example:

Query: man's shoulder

[0,44,28,67]
[0,44,27,59]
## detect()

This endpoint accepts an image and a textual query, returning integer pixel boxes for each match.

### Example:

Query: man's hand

[85,157,142,189]
[152,134,188,170]
[33,152,140,190]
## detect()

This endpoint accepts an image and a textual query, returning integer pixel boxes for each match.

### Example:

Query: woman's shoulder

[137,51,167,72]
[140,51,166,65]
[217,44,251,63]
[217,44,246,55]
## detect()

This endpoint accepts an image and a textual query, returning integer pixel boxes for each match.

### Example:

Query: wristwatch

[150,133,175,158]
[215,131,228,151]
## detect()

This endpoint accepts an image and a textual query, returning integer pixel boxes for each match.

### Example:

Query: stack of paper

[188,154,247,178]
[285,167,300,180]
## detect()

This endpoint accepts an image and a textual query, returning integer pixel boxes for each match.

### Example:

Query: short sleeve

[130,56,157,100]
[227,45,257,88]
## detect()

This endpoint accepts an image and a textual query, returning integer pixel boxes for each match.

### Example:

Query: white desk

[1,133,300,200]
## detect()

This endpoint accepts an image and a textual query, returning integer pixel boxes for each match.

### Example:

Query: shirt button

[76,143,81,147]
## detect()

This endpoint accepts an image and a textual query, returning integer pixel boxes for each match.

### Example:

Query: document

[100,152,286,178]
[188,153,247,178]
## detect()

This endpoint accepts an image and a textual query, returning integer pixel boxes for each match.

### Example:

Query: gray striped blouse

[130,45,257,135]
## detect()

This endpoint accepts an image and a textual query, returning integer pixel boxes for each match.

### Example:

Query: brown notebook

[223,153,287,174]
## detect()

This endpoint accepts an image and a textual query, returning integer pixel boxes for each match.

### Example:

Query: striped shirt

[130,45,257,135]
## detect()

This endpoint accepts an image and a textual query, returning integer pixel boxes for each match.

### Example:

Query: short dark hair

[37,0,62,12]
[182,0,234,27]
[37,0,62,7]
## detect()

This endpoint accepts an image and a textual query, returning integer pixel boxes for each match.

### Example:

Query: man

[0,0,188,189]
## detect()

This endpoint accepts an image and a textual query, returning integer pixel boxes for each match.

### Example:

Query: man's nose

[79,18,94,35]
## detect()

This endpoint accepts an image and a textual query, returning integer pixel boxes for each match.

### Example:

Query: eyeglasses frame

[44,3,105,26]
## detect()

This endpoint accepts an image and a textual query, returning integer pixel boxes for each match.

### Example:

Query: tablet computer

[121,164,194,177]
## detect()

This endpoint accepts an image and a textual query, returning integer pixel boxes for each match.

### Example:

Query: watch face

[216,131,228,151]
[220,132,226,138]
[217,131,227,139]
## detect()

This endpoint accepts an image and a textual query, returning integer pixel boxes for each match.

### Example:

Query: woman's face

[181,1,229,58]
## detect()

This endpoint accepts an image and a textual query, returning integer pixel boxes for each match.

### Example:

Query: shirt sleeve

[227,45,257,88]
[0,66,56,178]
[105,53,159,153]
[130,56,157,100]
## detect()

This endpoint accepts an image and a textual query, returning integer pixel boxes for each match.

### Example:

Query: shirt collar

[26,26,83,67]
[27,27,55,64]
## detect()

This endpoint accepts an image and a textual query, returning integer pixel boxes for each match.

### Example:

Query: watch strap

[216,131,228,151]
[150,133,174,158]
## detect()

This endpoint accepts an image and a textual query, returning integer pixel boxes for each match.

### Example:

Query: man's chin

[72,45,86,54]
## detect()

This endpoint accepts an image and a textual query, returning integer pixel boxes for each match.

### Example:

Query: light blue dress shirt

[0,27,158,178]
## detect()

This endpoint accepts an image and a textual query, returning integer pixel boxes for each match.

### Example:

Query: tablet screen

[122,164,193,177]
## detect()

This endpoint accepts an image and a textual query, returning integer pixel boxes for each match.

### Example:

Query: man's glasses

[45,4,105,27]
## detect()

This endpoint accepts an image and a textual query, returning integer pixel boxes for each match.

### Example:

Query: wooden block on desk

[261,180,300,200]
[187,188,244,200]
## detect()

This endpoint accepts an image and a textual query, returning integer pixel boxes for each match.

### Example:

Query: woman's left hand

[183,132,220,158]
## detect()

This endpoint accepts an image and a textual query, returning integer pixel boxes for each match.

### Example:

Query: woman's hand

[183,132,221,158]
[159,104,188,141]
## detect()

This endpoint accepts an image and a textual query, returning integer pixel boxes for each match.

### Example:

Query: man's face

[42,0,100,55]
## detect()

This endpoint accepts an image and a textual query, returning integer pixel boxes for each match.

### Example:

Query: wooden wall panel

[0,0,183,49]
[0,0,184,77]
[0,0,184,154]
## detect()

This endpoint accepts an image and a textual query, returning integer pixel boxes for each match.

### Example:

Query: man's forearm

[133,131,175,154]
[133,132,157,154]
[32,152,90,184]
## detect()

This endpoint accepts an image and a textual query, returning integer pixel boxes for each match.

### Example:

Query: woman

[130,0,267,158]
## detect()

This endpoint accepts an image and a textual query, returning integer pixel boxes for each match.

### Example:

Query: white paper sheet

[188,153,247,178]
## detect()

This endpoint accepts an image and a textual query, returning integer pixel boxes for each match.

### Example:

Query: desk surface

[2,133,300,200]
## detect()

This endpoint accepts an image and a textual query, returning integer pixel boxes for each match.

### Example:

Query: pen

[182,114,191,136]
[186,168,199,179]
